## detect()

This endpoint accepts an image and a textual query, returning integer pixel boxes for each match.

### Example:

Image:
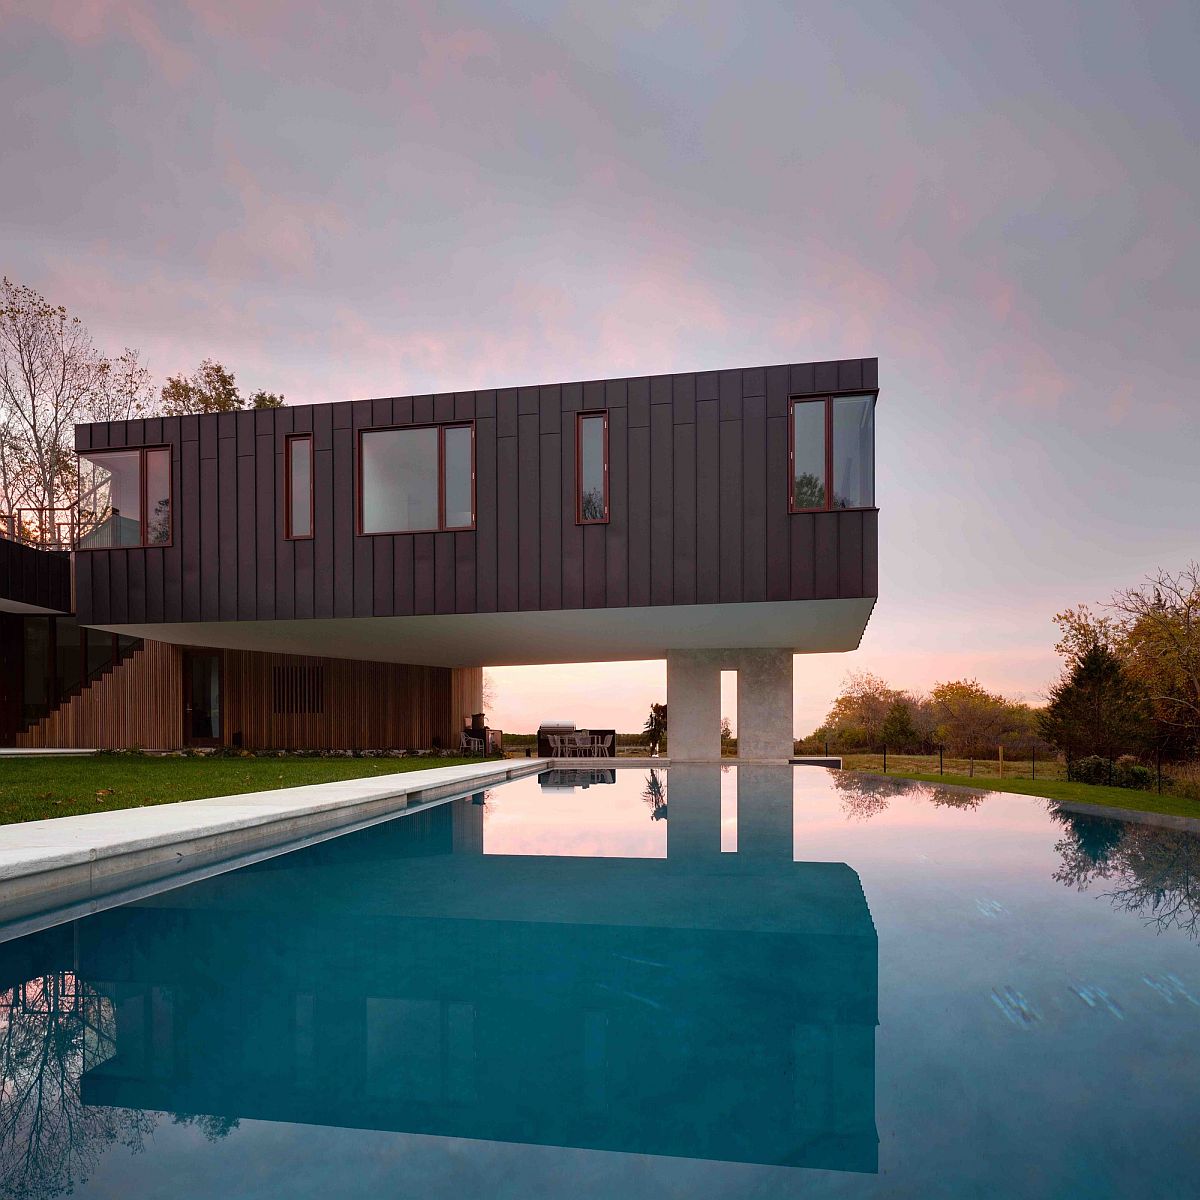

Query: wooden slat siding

[224,651,481,751]
[17,640,183,750]
[73,358,880,633]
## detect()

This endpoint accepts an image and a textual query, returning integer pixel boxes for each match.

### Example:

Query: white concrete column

[666,650,722,761]
[664,764,723,864]
[736,649,795,761]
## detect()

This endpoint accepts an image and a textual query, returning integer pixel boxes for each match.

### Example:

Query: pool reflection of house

[72,767,879,1171]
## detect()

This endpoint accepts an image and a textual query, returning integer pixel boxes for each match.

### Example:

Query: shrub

[1068,754,1153,790]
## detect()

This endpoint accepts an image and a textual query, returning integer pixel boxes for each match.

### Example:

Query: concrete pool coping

[0,758,548,933]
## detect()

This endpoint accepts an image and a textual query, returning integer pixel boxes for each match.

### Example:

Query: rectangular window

[788,395,875,512]
[77,446,172,548]
[359,424,475,534]
[576,411,609,524]
[286,434,314,539]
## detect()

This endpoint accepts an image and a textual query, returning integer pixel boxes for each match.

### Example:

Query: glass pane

[579,414,606,521]
[22,617,49,718]
[78,450,143,547]
[187,654,221,742]
[55,616,82,698]
[144,448,171,544]
[791,401,826,509]
[832,396,875,509]
[361,428,439,533]
[288,438,313,538]
[443,426,473,528]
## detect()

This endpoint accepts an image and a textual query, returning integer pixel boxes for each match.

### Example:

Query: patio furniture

[574,732,593,757]
[459,730,484,755]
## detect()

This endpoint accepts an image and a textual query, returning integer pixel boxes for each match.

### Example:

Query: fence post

[939,745,943,775]
[1032,745,1036,780]
[1157,747,1162,795]
[882,745,887,773]
[999,744,1004,780]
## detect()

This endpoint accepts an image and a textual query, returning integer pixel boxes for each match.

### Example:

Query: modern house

[0,358,878,758]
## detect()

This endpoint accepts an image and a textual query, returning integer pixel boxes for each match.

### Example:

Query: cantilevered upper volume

[71,358,878,667]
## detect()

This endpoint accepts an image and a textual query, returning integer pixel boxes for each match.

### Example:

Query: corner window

[788,395,875,512]
[576,411,609,524]
[359,424,475,534]
[286,434,313,539]
[77,446,172,548]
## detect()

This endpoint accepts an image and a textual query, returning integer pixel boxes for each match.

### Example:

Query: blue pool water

[1,765,1198,1198]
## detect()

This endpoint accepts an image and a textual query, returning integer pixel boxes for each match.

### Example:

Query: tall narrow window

[286,434,314,539]
[576,411,609,524]
[77,446,172,548]
[359,424,475,534]
[788,395,875,512]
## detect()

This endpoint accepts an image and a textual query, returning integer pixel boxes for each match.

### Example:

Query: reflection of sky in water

[1,766,1198,1199]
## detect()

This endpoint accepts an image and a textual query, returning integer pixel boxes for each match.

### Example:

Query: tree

[160,358,284,415]
[930,679,1008,759]
[643,702,667,753]
[879,698,919,752]
[825,671,901,748]
[1038,642,1149,763]
[0,279,151,537]
[720,715,733,741]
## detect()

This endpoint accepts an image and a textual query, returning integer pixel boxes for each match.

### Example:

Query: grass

[841,753,1200,820]
[0,754,478,826]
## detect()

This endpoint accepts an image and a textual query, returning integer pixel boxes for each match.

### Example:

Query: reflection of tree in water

[831,772,986,821]
[642,769,667,821]
[1051,808,1200,941]
[0,971,238,1198]
[0,973,155,1199]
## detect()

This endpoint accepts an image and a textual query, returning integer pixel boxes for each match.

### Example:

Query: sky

[1,0,1196,734]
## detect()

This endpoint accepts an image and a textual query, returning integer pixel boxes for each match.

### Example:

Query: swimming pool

[1,765,1197,1198]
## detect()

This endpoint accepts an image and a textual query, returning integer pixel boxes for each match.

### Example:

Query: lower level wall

[14,640,482,752]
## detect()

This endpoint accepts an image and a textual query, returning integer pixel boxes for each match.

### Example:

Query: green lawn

[843,761,1200,820]
[0,755,479,826]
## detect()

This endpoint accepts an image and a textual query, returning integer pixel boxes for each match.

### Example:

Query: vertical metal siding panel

[110,551,129,623]
[862,358,879,390]
[649,403,673,605]
[814,361,839,393]
[560,420,583,611]
[672,373,695,424]
[414,533,435,614]
[236,453,257,619]
[539,385,560,435]
[741,394,767,603]
[813,512,839,599]
[351,402,373,618]
[628,376,649,428]
[497,389,517,437]
[200,454,220,620]
[126,548,145,623]
[332,425,353,617]
[434,393,455,423]
[583,523,605,608]
[454,391,475,421]
[181,439,201,621]
[718,414,741,603]
[435,531,456,613]
[496,435,519,611]
[719,369,741,422]
[394,534,415,616]
[474,416,497,612]
[790,514,815,600]
[91,551,110,625]
[475,389,496,419]
[627,422,651,607]
[606,406,628,608]
[672,422,696,605]
[313,403,333,450]
[518,386,539,415]
[790,361,817,396]
[697,371,718,404]
[862,509,879,595]
[517,413,540,611]
[252,433,275,621]
[294,533,315,620]
[393,396,414,425]
[539,433,562,609]
[695,400,720,604]
[414,395,435,425]
[373,536,394,616]
[163,427,183,623]
[583,380,604,412]
[146,546,164,622]
[766,364,789,418]
[742,366,766,398]
[217,431,239,620]
[766,416,790,601]
[274,407,296,621]
[313,448,334,619]
[838,359,863,391]
[455,530,475,614]
[838,510,864,597]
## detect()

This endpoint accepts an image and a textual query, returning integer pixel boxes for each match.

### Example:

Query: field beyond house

[841,753,1200,820]
[0,755,477,826]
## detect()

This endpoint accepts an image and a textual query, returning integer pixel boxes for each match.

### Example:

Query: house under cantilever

[1,358,878,757]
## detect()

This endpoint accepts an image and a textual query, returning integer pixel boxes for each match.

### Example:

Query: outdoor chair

[459,730,484,755]
[596,734,613,757]
[574,732,592,757]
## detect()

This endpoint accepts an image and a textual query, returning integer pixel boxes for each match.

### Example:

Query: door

[183,651,223,747]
